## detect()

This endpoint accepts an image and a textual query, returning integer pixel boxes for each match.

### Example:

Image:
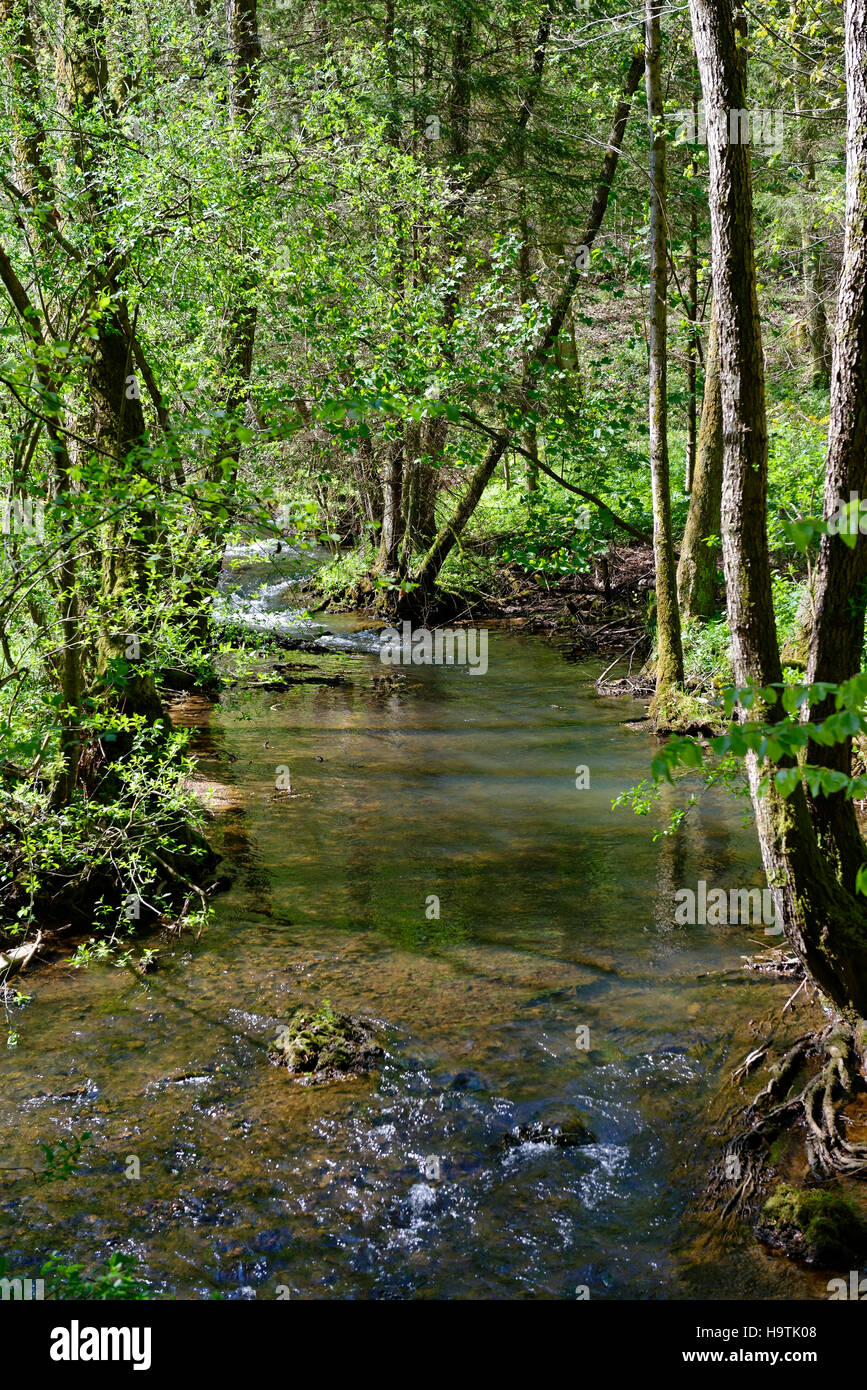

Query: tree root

[714,1019,867,1220]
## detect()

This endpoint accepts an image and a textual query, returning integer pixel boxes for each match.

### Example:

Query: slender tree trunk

[379,438,405,572]
[372,0,409,576]
[677,298,723,618]
[413,420,440,544]
[403,421,437,548]
[0,0,83,798]
[517,99,540,494]
[183,0,261,637]
[793,26,831,388]
[0,243,83,799]
[685,88,700,491]
[645,0,684,701]
[396,7,553,584]
[780,575,816,670]
[409,45,645,610]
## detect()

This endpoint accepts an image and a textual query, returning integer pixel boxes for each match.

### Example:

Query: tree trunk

[414,418,441,544]
[685,88,700,491]
[0,1,83,798]
[645,0,684,701]
[517,110,540,494]
[677,298,723,618]
[804,0,867,892]
[398,7,554,598]
[409,44,646,609]
[793,26,831,388]
[403,420,438,549]
[183,0,261,638]
[378,438,405,574]
[56,0,162,722]
[689,0,867,1016]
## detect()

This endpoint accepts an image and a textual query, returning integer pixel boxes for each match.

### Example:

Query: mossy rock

[269,1003,384,1082]
[648,684,726,735]
[756,1182,867,1267]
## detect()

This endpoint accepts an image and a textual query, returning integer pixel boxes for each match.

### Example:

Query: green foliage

[38,1132,92,1183]
[310,546,376,602]
[0,722,212,958]
[495,491,607,577]
[40,1252,151,1301]
[650,675,867,808]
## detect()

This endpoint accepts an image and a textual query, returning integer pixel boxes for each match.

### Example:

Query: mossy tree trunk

[56,0,162,722]
[690,0,867,1016]
[793,22,831,389]
[517,86,540,495]
[677,298,723,619]
[685,87,701,492]
[645,0,684,702]
[804,0,867,893]
[0,0,83,799]
[184,0,261,639]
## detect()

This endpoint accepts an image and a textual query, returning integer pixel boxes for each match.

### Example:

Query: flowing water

[0,544,830,1299]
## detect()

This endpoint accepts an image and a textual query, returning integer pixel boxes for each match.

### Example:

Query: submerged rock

[502,1108,596,1150]
[269,1002,384,1082]
[397,1182,439,1226]
[756,1182,867,1267]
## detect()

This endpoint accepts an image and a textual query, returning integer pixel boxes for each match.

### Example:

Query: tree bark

[183,0,261,636]
[378,437,405,572]
[645,0,684,699]
[409,44,646,609]
[56,0,162,722]
[690,0,867,1016]
[685,88,700,491]
[0,0,83,797]
[804,0,867,892]
[677,298,723,618]
[793,23,831,388]
[0,242,83,800]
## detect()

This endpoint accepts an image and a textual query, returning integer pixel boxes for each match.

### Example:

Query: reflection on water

[0,553,827,1299]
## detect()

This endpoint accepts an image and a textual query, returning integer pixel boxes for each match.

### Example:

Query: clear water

[0,545,826,1299]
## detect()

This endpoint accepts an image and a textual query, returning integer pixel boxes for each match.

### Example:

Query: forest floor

[303,540,734,721]
[307,540,657,654]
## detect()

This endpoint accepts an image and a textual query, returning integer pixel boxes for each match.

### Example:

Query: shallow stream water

[0,545,829,1299]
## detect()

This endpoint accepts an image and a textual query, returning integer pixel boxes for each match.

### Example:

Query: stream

[0,543,829,1300]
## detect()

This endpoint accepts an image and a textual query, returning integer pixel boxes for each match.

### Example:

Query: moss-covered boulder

[756,1182,867,1267]
[269,1002,384,1082]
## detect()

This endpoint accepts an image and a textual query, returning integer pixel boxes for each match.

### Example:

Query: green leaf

[774,766,801,797]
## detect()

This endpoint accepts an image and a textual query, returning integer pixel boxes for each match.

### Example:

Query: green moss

[759,1182,867,1266]
[308,546,376,604]
[269,1001,384,1080]
[649,683,727,734]
[766,1134,788,1167]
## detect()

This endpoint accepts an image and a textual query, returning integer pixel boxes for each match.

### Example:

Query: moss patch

[648,683,727,735]
[756,1182,867,1267]
[269,1001,384,1082]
